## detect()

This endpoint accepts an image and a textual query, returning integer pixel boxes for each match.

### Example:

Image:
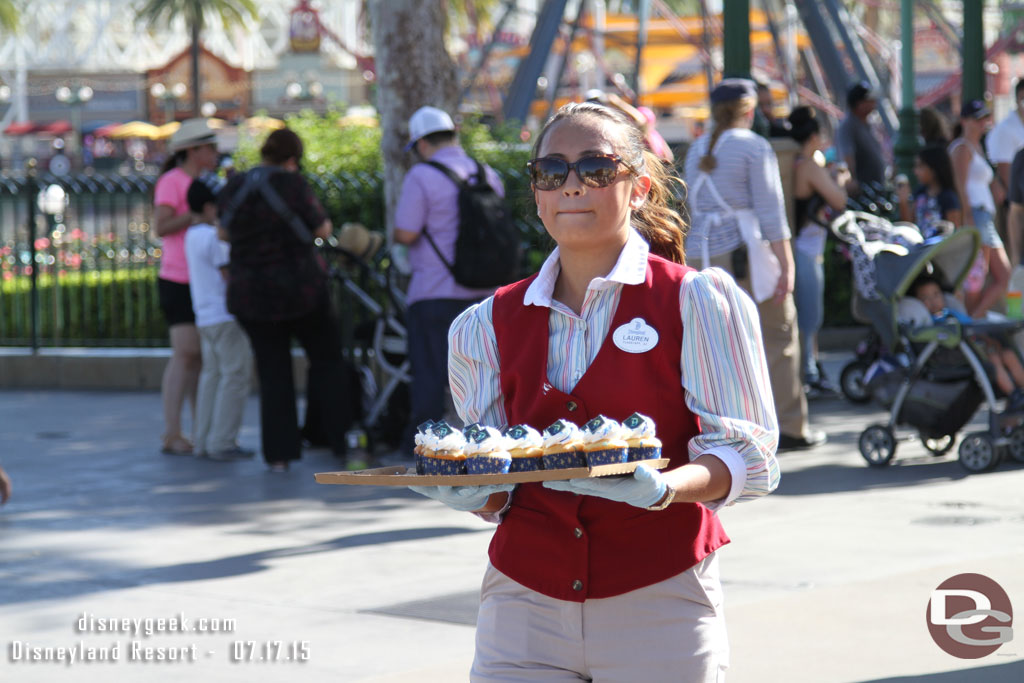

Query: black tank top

[794,156,824,231]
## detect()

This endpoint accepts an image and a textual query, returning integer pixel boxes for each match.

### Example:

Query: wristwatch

[645,485,676,511]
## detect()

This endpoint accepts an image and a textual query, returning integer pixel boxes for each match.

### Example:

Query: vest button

[573,527,583,538]
[567,400,578,412]
[572,579,583,591]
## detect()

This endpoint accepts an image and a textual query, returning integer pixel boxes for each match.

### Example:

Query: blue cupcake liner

[542,450,587,470]
[586,447,629,467]
[627,445,662,462]
[414,452,425,474]
[422,456,467,475]
[466,454,512,474]
[509,456,544,472]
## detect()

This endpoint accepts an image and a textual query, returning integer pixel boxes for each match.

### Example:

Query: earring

[537,206,542,217]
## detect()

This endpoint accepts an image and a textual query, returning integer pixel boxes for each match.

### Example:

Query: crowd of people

[151,77,1024,469]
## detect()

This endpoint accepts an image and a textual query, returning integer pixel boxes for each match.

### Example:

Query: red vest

[490,253,730,602]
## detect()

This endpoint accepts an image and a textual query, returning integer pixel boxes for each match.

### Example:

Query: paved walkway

[1,353,1023,682]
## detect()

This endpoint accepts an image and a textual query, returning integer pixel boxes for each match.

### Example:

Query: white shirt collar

[523,228,649,307]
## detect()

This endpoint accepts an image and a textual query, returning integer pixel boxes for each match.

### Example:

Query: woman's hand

[543,463,668,509]
[992,180,1007,207]
[772,269,793,305]
[408,483,514,512]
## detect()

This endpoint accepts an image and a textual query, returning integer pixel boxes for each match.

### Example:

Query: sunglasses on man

[527,153,637,191]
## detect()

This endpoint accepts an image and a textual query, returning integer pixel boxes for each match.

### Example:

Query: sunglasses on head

[527,153,636,191]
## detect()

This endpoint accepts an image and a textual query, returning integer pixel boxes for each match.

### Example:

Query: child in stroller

[911,274,1024,411]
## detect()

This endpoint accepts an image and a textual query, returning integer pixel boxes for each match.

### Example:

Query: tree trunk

[369,0,457,238]
[191,20,201,118]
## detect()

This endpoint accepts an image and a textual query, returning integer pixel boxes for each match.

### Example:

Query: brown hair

[531,101,688,264]
[698,97,756,172]
[261,127,304,165]
[159,149,187,175]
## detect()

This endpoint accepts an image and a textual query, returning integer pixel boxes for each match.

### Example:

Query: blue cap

[710,78,757,105]
[961,98,992,120]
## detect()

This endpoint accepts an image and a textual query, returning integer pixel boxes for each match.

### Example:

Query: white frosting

[422,424,467,452]
[622,413,657,440]
[464,426,509,456]
[542,419,583,450]
[505,424,544,450]
[580,415,625,445]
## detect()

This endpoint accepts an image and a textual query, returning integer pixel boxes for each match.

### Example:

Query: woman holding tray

[409,99,780,681]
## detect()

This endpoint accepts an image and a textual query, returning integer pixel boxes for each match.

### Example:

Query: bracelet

[645,485,676,511]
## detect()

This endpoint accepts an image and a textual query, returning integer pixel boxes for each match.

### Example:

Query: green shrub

[0,268,166,345]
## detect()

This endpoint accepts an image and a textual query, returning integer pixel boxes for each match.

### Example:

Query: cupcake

[503,424,545,472]
[622,412,662,462]
[420,421,467,475]
[541,419,586,470]
[464,425,513,474]
[413,419,435,474]
[580,415,629,466]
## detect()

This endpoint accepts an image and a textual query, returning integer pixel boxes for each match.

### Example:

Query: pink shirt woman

[153,119,219,455]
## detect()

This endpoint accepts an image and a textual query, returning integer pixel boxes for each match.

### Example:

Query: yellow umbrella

[243,115,285,133]
[108,121,161,140]
[156,121,180,139]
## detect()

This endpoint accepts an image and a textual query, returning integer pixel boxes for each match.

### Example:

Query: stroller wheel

[840,361,872,404]
[1006,427,1024,464]
[920,434,955,457]
[957,433,1002,473]
[859,424,896,467]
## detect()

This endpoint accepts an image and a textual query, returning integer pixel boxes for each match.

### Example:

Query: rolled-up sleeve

[749,139,791,242]
[448,297,507,429]
[679,268,781,508]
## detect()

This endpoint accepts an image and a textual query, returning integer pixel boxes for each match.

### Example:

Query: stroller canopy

[863,228,980,351]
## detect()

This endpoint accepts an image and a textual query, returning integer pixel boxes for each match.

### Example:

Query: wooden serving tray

[315,459,669,487]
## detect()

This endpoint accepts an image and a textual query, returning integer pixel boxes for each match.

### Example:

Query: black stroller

[830,216,1024,473]
[319,237,410,452]
[830,211,930,403]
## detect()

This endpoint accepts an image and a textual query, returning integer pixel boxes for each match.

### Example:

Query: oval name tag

[612,317,659,354]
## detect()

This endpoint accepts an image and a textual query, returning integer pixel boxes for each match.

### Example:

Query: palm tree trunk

[191,19,201,117]
[368,0,457,239]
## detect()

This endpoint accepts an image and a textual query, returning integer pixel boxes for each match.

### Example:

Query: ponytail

[633,149,687,264]
[160,149,187,175]
[698,98,756,173]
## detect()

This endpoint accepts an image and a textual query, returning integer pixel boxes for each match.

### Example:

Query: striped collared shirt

[448,229,781,508]
[682,128,791,260]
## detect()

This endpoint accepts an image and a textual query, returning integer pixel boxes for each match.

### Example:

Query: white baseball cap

[405,106,455,152]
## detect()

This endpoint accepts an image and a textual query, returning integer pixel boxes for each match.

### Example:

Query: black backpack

[421,160,522,288]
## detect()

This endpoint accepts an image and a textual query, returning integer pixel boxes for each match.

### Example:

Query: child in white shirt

[184,177,254,460]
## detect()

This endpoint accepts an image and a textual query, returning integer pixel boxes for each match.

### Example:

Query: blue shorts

[971,206,1003,248]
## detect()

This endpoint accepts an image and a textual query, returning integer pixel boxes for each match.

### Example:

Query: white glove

[542,463,667,508]
[408,483,515,512]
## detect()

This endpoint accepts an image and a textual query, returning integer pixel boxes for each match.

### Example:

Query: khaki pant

[195,319,252,454]
[472,553,728,682]
[708,252,809,438]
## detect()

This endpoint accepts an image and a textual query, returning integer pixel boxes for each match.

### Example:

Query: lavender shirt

[394,146,504,305]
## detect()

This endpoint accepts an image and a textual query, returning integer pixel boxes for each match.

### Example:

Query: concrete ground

[1,352,1022,682]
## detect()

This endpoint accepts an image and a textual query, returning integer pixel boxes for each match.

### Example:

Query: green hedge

[0,268,166,345]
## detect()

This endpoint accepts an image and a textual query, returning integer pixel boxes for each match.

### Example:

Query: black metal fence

[0,165,544,348]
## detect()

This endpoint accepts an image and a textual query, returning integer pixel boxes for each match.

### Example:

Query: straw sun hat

[169,118,218,153]
[336,222,384,261]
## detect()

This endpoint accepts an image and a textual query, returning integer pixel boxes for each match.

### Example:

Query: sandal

[161,435,194,456]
